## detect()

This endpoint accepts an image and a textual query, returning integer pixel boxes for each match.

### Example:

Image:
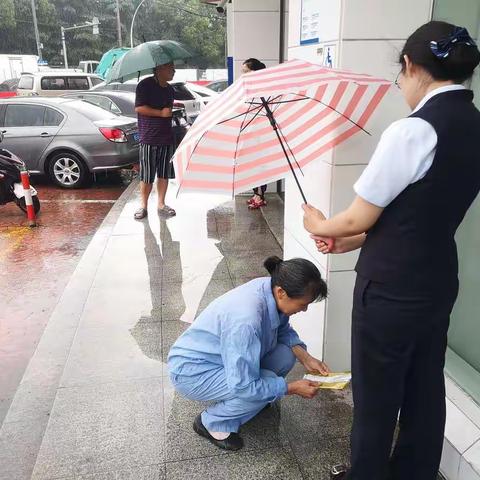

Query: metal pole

[31,0,43,60]
[261,97,307,204]
[130,0,148,48]
[115,0,122,47]
[61,26,68,69]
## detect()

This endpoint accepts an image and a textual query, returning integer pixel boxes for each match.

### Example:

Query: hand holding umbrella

[302,204,336,252]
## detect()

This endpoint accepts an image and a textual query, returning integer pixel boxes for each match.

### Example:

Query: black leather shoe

[193,414,244,451]
[330,464,349,479]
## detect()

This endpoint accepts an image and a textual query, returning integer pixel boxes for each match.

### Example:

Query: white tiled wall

[440,396,480,480]
[463,441,480,479]
[323,270,356,371]
[340,40,407,81]
[282,1,480,480]
[228,0,281,81]
[233,12,281,60]
[341,0,432,39]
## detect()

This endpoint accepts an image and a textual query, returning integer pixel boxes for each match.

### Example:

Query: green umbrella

[105,40,191,84]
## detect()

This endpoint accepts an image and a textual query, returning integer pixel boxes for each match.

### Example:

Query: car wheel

[48,152,88,188]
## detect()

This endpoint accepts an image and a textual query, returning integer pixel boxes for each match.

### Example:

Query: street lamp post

[130,0,148,48]
[61,18,100,69]
[31,0,43,60]
[115,0,122,47]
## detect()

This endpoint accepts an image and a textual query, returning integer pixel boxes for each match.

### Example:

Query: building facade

[222,1,480,478]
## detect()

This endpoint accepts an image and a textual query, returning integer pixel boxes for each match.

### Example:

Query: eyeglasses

[394,71,402,89]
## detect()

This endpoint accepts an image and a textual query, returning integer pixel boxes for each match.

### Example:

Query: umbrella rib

[232,98,266,197]
[175,128,211,196]
[239,103,266,133]
[252,97,310,105]
[293,92,371,135]
[275,120,305,177]
[245,95,283,106]
[217,104,264,125]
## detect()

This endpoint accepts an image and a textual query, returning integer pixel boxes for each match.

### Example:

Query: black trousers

[348,275,458,480]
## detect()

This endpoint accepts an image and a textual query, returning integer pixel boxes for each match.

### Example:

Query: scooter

[0,131,40,215]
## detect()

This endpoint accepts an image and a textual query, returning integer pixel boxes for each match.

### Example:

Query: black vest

[356,90,480,291]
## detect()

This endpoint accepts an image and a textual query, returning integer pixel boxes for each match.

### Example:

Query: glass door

[433,0,480,403]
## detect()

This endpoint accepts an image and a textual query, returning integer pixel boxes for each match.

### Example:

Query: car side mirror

[0,131,4,143]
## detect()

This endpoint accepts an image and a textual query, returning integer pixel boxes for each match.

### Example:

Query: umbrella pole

[261,97,307,204]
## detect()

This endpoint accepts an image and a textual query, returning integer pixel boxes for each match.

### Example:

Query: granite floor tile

[0,419,48,480]
[59,324,163,388]
[114,464,165,480]
[161,253,231,286]
[278,388,353,443]
[31,379,165,479]
[161,322,189,370]
[290,437,351,480]
[3,381,58,424]
[163,379,290,462]
[220,233,281,256]
[165,446,303,480]
[227,252,283,282]
[161,276,234,323]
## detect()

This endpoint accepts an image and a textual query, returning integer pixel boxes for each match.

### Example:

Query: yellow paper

[303,372,352,390]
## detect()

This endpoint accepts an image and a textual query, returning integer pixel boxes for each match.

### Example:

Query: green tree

[0,0,226,70]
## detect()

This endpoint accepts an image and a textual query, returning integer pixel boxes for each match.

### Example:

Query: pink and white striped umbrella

[172,59,391,198]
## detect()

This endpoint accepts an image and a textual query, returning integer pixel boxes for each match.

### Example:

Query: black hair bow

[430,26,477,59]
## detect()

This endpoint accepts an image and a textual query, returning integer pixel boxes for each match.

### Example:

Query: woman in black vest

[302,21,480,480]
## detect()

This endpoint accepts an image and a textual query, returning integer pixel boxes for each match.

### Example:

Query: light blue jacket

[168,277,306,402]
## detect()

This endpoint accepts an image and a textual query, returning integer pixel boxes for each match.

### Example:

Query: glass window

[173,84,195,101]
[44,107,64,126]
[5,105,45,127]
[91,77,103,86]
[41,77,66,91]
[68,99,117,121]
[67,77,89,90]
[109,101,122,115]
[117,83,136,93]
[17,76,34,90]
[82,95,114,112]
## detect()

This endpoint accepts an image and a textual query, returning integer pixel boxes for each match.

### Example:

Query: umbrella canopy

[172,59,392,198]
[96,47,130,79]
[105,40,191,84]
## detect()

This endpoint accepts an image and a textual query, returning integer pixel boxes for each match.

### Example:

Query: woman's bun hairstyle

[400,21,480,83]
[264,255,282,275]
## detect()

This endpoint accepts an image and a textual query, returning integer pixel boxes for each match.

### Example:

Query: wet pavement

[0,173,131,425]
[0,181,357,480]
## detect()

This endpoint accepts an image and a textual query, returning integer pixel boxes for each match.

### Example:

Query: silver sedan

[0,97,139,188]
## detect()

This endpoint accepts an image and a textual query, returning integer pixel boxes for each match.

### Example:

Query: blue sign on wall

[300,0,320,45]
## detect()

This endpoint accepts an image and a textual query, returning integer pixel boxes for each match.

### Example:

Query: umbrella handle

[325,238,335,252]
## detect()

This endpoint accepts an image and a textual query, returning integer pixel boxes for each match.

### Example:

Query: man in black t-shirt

[134,62,176,220]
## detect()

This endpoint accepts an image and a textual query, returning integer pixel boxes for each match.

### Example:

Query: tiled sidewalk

[1,184,355,479]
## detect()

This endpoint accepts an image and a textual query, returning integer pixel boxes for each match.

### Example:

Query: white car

[91,76,203,123]
[17,71,103,97]
[185,82,218,106]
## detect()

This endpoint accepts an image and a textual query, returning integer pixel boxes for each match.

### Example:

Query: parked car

[185,82,218,105]
[206,79,228,93]
[62,90,189,148]
[0,97,139,188]
[17,71,104,97]
[0,78,18,99]
[77,60,100,74]
[92,77,203,123]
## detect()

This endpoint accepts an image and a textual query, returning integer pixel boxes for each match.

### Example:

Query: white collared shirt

[354,84,466,208]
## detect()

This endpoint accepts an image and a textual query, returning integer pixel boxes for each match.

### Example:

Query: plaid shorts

[139,144,175,183]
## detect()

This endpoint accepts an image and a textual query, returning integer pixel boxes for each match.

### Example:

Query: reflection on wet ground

[1,184,356,480]
[0,173,129,425]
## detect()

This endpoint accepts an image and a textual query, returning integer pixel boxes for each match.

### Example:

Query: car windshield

[66,99,120,120]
